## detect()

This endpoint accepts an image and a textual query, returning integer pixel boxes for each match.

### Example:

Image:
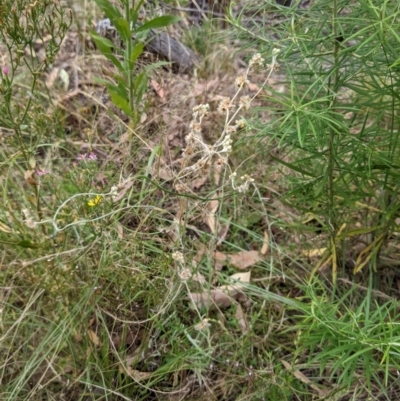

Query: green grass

[1,0,400,400]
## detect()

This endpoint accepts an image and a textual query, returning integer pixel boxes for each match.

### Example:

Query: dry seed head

[239,96,251,110]
[178,268,191,281]
[189,122,202,134]
[192,104,209,117]
[218,97,233,114]
[198,159,211,174]
[235,75,250,89]
[267,62,280,72]
[249,53,265,67]
[183,145,195,157]
[215,156,228,167]
[226,125,237,134]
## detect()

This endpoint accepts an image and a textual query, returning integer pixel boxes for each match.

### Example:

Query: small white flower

[21,208,31,219]
[235,119,246,129]
[194,318,211,331]
[178,268,191,281]
[25,219,37,229]
[192,104,209,117]
[272,48,281,57]
[172,251,185,263]
[221,136,233,153]
[110,186,119,199]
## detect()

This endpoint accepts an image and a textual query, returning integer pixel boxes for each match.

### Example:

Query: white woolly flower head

[249,53,265,67]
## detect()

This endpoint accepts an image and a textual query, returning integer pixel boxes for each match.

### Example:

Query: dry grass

[1,0,400,400]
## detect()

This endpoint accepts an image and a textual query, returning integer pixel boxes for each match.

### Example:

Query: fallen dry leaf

[213,250,261,270]
[205,200,219,234]
[213,251,228,270]
[229,250,262,270]
[192,78,220,97]
[234,304,248,334]
[115,222,124,239]
[221,271,251,294]
[112,179,135,202]
[151,79,165,100]
[191,174,209,189]
[189,271,251,309]
[248,82,260,92]
[216,223,230,245]
[189,289,232,309]
[46,67,60,88]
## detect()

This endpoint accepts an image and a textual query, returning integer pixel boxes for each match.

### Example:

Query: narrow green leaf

[129,42,144,69]
[130,0,145,26]
[92,76,113,86]
[90,31,117,51]
[90,31,123,71]
[134,72,148,105]
[114,74,129,89]
[107,82,127,100]
[139,144,161,203]
[134,16,181,33]
[270,154,316,177]
[92,0,122,24]
[144,60,171,72]
[296,114,303,147]
[114,17,130,42]
[108,89,131,116]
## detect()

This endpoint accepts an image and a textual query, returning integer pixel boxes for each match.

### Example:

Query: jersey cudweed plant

[90,0,180,126]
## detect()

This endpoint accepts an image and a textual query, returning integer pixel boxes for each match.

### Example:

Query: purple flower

[2,66,9,76]
[35,169,50,176]
[77,152,97,162]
